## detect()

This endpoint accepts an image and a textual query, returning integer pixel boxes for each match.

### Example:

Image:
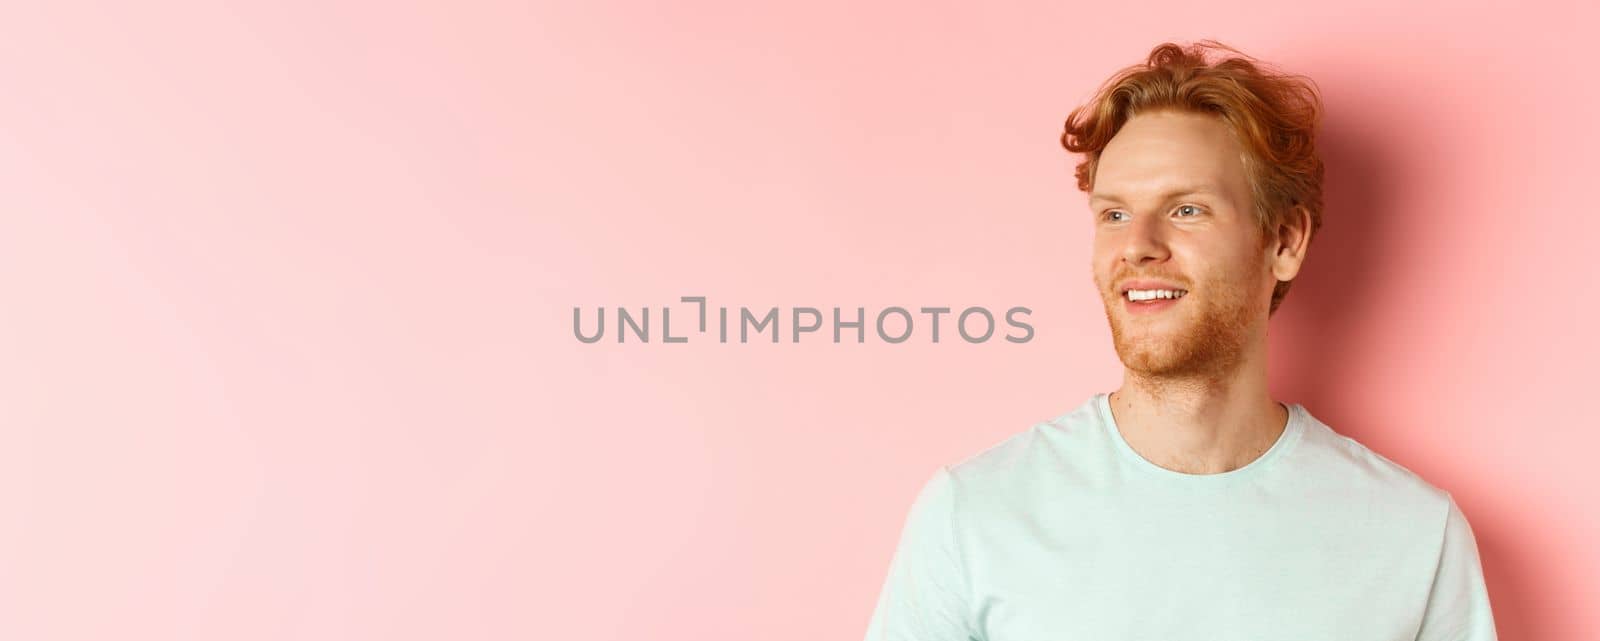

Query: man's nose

[1121,213,1170,265]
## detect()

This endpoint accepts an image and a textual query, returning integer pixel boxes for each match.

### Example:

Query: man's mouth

[1124,288,1188,303]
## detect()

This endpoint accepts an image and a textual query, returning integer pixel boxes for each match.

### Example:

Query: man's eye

[1104,210,1128,222]
[1175,205,1203,217]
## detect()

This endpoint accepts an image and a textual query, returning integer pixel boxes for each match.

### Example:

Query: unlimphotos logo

[574,296,1034,344]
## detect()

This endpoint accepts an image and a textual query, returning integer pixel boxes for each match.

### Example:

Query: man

[863,40,1498,640]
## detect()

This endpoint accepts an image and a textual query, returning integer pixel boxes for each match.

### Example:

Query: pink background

[1,1,1595,639]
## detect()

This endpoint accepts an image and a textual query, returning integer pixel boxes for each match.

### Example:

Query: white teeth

[1126,289,1187,301]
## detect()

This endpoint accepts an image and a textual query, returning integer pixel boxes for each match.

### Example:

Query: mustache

[1104,274,1192,290]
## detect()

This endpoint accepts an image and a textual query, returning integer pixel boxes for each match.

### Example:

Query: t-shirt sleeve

[863,466,980,641]
[1413,494,1499,641]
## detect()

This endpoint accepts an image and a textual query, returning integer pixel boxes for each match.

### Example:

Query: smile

[1125,289,1188,302]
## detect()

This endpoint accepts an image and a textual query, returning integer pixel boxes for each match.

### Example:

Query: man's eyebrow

[1089,186,1221,204]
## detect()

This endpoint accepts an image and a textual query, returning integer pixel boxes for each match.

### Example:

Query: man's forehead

[1090,111,1247,204]
[1090,147,1246,205]
[1088,181,1227,205]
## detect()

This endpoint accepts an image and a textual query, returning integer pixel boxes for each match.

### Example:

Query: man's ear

[1269,205,1313,282]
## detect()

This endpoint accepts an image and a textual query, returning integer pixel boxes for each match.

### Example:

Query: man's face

[1089,109,1275,378]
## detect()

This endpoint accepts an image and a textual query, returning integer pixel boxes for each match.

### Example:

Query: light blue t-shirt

[865,393,1498,640]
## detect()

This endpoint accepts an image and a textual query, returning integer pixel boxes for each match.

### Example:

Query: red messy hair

[1061,39,1326,316]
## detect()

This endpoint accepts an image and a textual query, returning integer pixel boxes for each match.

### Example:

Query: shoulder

[1291,406,1453,520]
[949,397,1100,471]
[939,397,1108,503]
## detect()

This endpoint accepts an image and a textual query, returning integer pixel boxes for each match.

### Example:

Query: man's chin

[1115,342,1175,369]
[1112,328,1247,378]
[1110,318,1184,344]
[1109,324,1216,371]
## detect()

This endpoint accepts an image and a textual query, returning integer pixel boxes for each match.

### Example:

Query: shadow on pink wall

[1269,89,1540,640]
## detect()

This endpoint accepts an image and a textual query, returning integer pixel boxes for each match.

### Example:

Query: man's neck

[1107,350,1288,475]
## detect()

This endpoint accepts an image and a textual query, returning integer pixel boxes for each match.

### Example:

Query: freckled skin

[1086,108,1315,474]
[1090,110,1275,384]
